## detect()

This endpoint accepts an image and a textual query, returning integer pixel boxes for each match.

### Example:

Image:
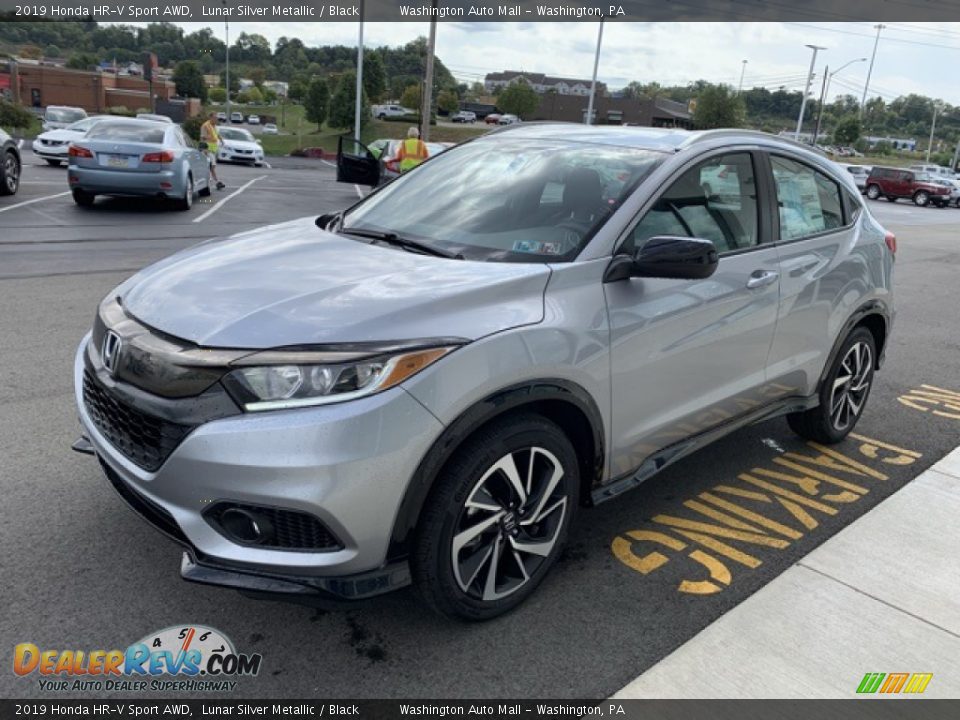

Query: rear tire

[0,149,20,196]
[174,174,194,211]
[865,184,881,200]
[787,327,876,444]
[72,189,95,207]
[411,414,579,621]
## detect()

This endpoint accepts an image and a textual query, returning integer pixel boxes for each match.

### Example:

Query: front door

[337,136,381,187]
[604,150,781,479]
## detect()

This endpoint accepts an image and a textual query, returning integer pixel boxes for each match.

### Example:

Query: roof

[485,70,606,88]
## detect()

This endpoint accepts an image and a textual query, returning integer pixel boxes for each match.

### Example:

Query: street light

[796,44,826,140]
[813,57,867,144]
[222,0,230,120]
[585,19,605,126]
[737,59,748,95]
[926,101,944,163]
[860,24,885,118]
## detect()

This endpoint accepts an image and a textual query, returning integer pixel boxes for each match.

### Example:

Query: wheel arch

[817,300,891,392]
[387,379,605,561]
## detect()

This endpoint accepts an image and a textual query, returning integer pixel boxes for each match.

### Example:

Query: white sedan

[32,116,106,167]
[216,127,265,166]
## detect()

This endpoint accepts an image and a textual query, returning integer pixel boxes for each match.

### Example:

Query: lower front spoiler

[84,437,411,605]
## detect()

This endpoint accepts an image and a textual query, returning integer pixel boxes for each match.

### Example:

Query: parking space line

[192,176,266,224]
[353,184,365,199]
[320,159,335,167]
[0,191,70,214]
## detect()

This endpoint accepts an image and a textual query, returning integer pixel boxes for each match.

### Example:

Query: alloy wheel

[451,447,568,602]
[4,152,19,193]
[829,341,873,432]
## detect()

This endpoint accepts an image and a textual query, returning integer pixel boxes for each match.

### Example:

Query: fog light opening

[220,507,274,545]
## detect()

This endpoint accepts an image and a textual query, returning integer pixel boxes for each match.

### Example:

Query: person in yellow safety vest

[394,127,430,173]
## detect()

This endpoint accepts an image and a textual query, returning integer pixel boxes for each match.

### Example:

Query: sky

[115,21,960,105]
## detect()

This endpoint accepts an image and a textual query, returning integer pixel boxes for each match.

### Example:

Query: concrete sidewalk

[614,446,960,699]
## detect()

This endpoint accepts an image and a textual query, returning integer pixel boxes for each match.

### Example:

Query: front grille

[83,371,195,471]
[205,502,343,552]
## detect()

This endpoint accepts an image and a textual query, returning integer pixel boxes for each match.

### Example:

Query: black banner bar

[3,0,960,22]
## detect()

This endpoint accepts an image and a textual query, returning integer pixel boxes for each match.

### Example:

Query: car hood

[119,217,551,348]
[38,128,81,141]
[220,139,261,152]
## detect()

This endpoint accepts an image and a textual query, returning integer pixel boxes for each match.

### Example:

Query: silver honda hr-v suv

[74,126,894,620]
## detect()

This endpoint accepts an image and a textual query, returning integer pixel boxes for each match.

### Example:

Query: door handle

[746,270,779,289]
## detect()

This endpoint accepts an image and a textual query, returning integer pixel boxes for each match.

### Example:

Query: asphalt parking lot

[1,152,959,699]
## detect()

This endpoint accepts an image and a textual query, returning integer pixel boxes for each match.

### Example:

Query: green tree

[328,71,370,130]
[208,87,226,103]
[304,76,331,131]
[172,60,207,102]
[498,82,540,119]
[66,52,99,70]
[219,70,240,95]
[245,86,264,104]
[692,83,745,129]
[19,44,43,59]
[363,52,386,103]
[833,115,862,146]
[249,67,267,87]
[0,99,34,129]
[437,89,460,115]
[400,84,421,111]
[43,44,61,58]
[288,80,307,102]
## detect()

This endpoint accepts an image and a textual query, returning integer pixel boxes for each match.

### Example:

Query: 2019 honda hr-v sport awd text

[74,126,894,620]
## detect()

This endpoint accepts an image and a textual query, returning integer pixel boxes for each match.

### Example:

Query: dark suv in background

[865,166,951,207]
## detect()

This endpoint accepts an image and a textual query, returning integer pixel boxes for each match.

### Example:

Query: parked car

[32,116,106,167]
[261,123,278,135]
[76,126,894,620]
[932,176,960,207]
[67,119,211,210]
[908,163,954,179]
[865,166,951,206]
[338,137,452,184]
[136,113,173,123]
[216,112,228,123]
[372,104,415,120]
[484,113,502,125]
[215,127,265,166]
[42,106,87,132]
[247,115,260,125]
[1,127,20,196]
[498,114,520,125]
[450,111,477,124]
[836,163,872,192]
[230,111,244,124]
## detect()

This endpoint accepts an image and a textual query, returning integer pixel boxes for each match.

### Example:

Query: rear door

[337,136,381,186]
[604,150,782,477]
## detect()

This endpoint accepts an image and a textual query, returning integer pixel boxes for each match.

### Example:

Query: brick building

[3,61,176,114]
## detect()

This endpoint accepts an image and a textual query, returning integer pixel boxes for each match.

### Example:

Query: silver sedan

[67,119,211,210]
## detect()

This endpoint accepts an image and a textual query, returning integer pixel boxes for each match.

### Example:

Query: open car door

[337,136,381,187]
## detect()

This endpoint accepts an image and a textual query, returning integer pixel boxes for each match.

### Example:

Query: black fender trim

[387,379,605,560]
[818,300,892,390]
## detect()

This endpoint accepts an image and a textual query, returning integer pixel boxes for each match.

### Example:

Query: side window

[770,156,844,241]
[626,152,759,255]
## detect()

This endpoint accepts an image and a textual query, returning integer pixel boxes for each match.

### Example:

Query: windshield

[47,108,86,123]
[219,128,255,142]
[343,138,664,263]
[87,122,166,144]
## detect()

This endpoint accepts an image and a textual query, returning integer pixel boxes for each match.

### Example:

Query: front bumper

[218,150,263,164]
[74,334,444,595]
[68,166,184,197]
[32,142,69,160]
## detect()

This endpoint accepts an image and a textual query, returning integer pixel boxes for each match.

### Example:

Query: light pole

[222,0,230,119]
[926,102,943,163]
[796,44,826,140]
[814,57,867,143]
[737,59,748,95]
[354,0,365,142]
[420,0,438,141]
[586,19,604,126]
[860,24,885,118]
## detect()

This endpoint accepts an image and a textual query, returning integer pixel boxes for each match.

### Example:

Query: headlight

[223,346,455,411]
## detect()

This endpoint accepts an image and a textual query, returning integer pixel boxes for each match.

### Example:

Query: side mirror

[604,236,719,283]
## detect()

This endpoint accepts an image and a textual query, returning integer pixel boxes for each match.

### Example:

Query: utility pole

[354,0,365,142]
[796,45,826,140]
[586,19,605,125]
[952,138,960,172]
[926,102,942,163]
[860,24,885,118]
[737,59,748,95]
[813,65,828,145]
[223,6,230,120]
[420,0,438,141]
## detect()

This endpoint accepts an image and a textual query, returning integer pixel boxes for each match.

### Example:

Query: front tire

[0,149,20,196]
[412,414,579,621]
[787,327,876,444]
[913,190,930,207]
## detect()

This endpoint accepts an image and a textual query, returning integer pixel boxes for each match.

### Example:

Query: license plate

[102,154,134,168]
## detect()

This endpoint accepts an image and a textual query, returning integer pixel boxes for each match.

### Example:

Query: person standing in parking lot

[395,127,430,173]
[200,112,226,190]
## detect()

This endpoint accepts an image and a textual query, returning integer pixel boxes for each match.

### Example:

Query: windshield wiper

[340,227,463,259]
